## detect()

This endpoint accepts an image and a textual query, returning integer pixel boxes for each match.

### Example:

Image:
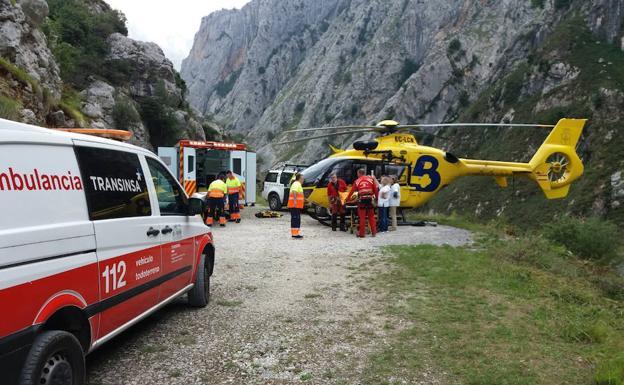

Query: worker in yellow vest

[226,170,242,223]
[288,173,305,239]
[206,173,227,227]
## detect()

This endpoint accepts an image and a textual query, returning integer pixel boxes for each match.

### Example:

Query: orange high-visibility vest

[208,179,227,198]
[288,181,304,209]
[226,176,242,195]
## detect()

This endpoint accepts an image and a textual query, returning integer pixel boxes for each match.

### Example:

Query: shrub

[215,69,241,97]
[45,0,127,88]
[530,0,545,8]
[459,91,470,107]
[448,39,462,55]
[112,98,140,129]
[554,0,571,9]
[139,97,180,147]
[295,101,306,114]
[399,59,420,85]
[0,95,21,120]
[593,275,624,301]
[592,92,604,109]
[202,123,220,140]
[544,217,621,261]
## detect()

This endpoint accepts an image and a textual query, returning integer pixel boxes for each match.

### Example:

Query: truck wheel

[19,330,85,385]
[188,253,210,307]
[268,193,281,211]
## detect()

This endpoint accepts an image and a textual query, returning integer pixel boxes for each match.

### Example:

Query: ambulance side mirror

[187,198,204,216]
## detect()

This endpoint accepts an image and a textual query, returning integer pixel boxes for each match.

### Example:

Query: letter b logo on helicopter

[412,155,441,192]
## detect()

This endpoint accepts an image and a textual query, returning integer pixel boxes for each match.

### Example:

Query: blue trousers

[378,206,389,232]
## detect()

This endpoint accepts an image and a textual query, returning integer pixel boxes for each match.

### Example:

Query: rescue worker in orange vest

[288,173,305,239]
[205,173,227,227]
[327,173,347,231]
[226,170,242,223]
[345,168,378,238]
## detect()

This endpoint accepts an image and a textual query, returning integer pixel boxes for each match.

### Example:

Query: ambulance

[0,120,215,385]
[157,140,256,204]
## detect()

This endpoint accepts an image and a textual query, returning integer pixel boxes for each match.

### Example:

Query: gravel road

[86,207,471,385]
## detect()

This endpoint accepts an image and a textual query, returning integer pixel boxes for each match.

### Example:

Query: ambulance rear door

[245,152,256,205]
[182,147,197,196]
[230,151,246,180]
[231,151,246,204]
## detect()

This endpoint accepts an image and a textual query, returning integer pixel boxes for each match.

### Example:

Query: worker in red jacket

[345,168,378,238]
[327,173,347,231]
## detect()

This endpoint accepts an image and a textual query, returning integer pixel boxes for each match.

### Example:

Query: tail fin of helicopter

[329,144,344,154]
[529,118,587,199]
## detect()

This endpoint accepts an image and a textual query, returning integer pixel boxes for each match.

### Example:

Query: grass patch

[366,225,624,385]
[0,57,41,95]
[58,88,87,126]
[216,300,243,307]
[0,95,21,120]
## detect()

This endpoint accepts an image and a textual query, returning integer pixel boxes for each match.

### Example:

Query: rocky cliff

[182,0,624,224]
[0,0,205,149]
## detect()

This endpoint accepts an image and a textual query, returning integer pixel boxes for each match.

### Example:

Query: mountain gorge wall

[183,0,624,224]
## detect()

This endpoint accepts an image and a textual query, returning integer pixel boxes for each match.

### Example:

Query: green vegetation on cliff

[44,0,127,88]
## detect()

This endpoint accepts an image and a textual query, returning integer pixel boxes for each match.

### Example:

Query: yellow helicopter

[277,118,586,215]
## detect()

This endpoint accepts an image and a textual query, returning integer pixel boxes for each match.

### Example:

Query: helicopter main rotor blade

[282,125,380,134]
[401,129,450,141]
[397,123,555,129]
[275,129,377,145]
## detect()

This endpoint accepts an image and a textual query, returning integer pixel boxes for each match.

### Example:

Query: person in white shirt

[389,175,401,231]
[377,176,391,232]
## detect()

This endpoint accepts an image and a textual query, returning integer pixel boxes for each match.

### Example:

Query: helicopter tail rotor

[529,118,586,199]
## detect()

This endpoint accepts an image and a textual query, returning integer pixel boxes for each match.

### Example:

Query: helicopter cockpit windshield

[301,158,339,187]
[302,158,408,188]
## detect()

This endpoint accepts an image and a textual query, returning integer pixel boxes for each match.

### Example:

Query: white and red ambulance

[0,120,215,385]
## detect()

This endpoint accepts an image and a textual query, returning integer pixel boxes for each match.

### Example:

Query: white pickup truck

[261,164,308,210]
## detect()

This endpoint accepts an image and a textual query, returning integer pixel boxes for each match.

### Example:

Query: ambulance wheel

[268,193,281,211]
[188,253,210,307]
[19,330,85,385]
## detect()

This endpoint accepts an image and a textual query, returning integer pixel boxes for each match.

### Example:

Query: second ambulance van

[0,120,215,385]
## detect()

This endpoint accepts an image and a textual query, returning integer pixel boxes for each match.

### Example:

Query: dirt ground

[86,207,471,385]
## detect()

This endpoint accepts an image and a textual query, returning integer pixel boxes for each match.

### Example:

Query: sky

[104,0,251,70]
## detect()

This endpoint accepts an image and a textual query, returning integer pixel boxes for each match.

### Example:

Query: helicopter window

[384,164,407,183]
[319,160,357,186]
[302,158,339,186]
[265,172,278,183]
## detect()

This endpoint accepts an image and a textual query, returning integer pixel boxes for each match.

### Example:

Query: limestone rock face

[19,0,48,27]
[81,80,116,124]
[108,33,181,101]
[181,0,564,167]
[0,0,61,99]
[182,0,624,223]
